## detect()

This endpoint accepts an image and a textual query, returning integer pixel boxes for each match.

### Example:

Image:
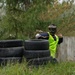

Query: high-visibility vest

[48,32,59,58]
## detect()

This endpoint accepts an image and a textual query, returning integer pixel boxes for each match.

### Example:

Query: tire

[26,57,51,65]
[0,39,23,48]
[0,47,24,57]
[24,50,50,59]
[24,39,49,50]
[0,57,22,66]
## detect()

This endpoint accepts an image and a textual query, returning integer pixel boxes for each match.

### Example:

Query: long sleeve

[35,32,49,39]
[58,37,63,44]
[35,32,63,44]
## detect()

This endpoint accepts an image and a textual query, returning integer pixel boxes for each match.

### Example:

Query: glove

[35,34,41,39]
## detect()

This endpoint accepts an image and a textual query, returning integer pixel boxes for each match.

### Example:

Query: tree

[0,0,75,39]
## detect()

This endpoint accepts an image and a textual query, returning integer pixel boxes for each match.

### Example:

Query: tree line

[0,0,75,39]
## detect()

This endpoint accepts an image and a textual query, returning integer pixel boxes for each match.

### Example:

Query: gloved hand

[35,34,41,39]
[57,33,63,38]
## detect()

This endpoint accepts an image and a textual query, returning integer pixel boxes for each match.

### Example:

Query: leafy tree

[0,0,75,39]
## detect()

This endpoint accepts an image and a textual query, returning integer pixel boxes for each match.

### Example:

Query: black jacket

[36,32,63,44]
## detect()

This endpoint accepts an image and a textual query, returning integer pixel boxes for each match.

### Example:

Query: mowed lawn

[0,61,75,75]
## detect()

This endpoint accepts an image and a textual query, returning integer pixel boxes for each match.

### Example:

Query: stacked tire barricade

[24,39,51,66]
[0,40,24,66]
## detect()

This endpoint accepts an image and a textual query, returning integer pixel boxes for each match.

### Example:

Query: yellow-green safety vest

[48,32,59,58]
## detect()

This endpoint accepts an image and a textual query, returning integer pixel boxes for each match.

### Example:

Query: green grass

[0,61,75,75]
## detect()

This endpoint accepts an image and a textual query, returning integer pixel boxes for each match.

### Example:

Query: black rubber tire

[24,39,49,50]
[0,47,24,57]
[24,50,50,59]
[0,57,22,66]
[0,39,23,48]
[26,57,51,65]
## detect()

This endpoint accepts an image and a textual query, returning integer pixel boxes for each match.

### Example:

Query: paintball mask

[48,24,57,34]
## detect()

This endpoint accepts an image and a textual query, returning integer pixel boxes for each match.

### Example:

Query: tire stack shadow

[24,39,51,66]
[0,40,24,66]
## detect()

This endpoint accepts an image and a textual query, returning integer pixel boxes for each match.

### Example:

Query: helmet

[48,24,56,29]
[48,24,57,34]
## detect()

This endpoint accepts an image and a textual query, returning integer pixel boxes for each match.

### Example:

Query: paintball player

[35,24,63,63]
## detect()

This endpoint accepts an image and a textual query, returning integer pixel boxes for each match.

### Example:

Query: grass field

[0,61,75,75]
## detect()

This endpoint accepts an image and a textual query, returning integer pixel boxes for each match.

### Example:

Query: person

[35,24,63,63]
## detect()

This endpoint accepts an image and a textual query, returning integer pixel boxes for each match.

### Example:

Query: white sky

[58,0,63,3]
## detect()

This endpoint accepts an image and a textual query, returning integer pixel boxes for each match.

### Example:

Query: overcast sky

[58,0,63,3]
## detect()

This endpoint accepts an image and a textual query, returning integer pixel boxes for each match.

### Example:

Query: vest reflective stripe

[48,32,59,58]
